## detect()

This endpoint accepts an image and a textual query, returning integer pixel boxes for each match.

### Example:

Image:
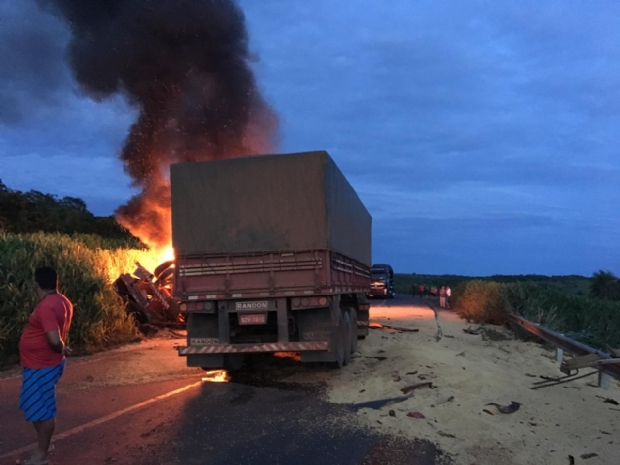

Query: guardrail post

[599,372,611,390]
[556,348,564,364]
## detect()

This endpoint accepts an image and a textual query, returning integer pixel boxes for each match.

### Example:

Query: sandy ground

[306,297,620,465]
[3,298,618,464]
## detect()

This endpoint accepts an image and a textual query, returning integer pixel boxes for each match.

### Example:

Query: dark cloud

[0,1,71,124]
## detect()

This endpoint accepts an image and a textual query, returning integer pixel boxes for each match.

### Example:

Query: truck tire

[348,308,358,354]
[328,312,346,369]
[343,312,352,366]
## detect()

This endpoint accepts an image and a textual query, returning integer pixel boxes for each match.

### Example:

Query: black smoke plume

[41,0,278,248]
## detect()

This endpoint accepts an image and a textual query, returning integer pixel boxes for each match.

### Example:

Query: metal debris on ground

[463,326,480,335]
[400,381,433,394]
[531,370,599,390]
[406,411,425,419]
[349,394,414,411]
[115,260,182,327]
[596,395,619,405]
[485,401,521,414]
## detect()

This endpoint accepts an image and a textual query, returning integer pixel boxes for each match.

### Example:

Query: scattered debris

[406,411,425,419]
[366,356,388,361]
[580,453,598,460]
[596,395,619,406]
[455,351,466,357]
[437,431,456,438]
[525,373,537,378]
[389,410,396,417]
[406,371,418,375]
[569,455,575,465]
[359,389,366,393]
[463,326,480,336]
[532,370,599,390]
[485,401,521,414]
[482,409,494,415]
[349,394,414,411]
[370,322,419,332]
[400,382,433,394]
[444,335,455,339]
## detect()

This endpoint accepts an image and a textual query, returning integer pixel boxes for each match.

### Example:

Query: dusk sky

[1,1,619,276]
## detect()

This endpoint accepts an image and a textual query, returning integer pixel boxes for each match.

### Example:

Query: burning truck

[171,151,372,371]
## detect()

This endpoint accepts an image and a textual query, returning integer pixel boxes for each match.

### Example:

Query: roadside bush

[452,280,508,325]
[0,232,157,366]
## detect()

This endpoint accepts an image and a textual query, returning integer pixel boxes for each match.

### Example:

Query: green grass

[0,232,158,366]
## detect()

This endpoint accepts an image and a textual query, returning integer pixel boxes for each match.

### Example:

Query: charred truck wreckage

[172,151,372,371]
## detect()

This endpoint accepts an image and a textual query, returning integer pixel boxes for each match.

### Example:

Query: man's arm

[45,330,71,355]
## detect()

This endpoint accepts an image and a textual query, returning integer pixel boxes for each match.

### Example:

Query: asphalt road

[0,295,448,465]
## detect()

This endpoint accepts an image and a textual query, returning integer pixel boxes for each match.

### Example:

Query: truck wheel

[348,308,358,354]
[328,312,346,369]
[343,312,352,366]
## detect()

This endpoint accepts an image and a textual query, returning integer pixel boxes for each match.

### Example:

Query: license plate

[190,338,219,345]
[238,313,267,325]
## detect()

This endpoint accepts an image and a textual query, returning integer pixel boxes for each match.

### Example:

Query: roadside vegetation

[396,270,620,350]
[451,278,620,350]
[0,232,159,366]
[0,182,155,367]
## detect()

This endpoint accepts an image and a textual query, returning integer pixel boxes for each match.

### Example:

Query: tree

[590,270,620,301]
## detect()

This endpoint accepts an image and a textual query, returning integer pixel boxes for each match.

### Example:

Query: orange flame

[157,246,174,264]
[202,370,230,383]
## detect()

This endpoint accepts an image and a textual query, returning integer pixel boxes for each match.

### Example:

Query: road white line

[0,380,202,459]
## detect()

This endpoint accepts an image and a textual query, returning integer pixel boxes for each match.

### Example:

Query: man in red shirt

[18,267,73,465]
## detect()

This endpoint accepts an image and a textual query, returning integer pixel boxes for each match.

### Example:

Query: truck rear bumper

[177,341,329,355]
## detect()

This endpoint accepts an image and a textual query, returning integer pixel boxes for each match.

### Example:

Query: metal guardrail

[509,315,620,382]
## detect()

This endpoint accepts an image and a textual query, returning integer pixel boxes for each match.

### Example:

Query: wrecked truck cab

[171,151,372,370]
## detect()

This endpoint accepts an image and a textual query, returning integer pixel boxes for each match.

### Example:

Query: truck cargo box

[170,151,371,266]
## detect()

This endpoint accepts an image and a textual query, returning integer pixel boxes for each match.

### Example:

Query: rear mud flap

[300,325,338,363]
[187,354,224,368]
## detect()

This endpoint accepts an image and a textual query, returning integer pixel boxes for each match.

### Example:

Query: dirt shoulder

[314,297,619,465]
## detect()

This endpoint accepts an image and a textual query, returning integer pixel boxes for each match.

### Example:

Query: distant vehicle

[369,264,394,299]
[171,151,372,371]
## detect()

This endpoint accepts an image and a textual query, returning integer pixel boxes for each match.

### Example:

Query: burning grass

[0,231,160,366]
[452,280,620,350]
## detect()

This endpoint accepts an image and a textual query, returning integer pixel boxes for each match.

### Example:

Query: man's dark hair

[35,267,58,291]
